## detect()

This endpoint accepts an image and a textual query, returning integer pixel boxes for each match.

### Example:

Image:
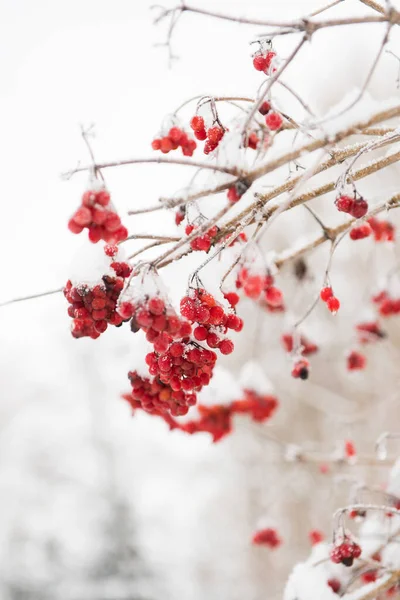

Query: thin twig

[62,156,239,179]
[0,287,63,308]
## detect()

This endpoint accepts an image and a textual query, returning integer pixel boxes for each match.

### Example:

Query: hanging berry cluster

[236,267,284,310]
[368,217,395,241]
[189,116,225,154]
[118,291,228,415]
[330,537,362,567]
[252,49,277,75]
[373,291,400,316]
[124,385,278,442]
[151,126,197,156]
[335,194,369,219]
[68,187,128,244]
[64,261,132,339]
[320,286,340,314]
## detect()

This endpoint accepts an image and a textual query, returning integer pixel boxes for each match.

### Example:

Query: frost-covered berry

[326,296,340,314]
[320,287,333,302]
[265,112,283,131]
[351,198,368,219]
[190,115,205,132]
[335,195,354,214]
[259,101,271,115]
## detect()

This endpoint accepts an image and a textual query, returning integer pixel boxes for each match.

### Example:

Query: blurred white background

[1,0,400,599]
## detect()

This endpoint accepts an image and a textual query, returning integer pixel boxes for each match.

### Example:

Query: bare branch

[62,156,239,179]
[275,193,400,269]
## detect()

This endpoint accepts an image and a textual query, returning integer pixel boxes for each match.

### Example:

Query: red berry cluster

[281,334,318,356]
[330,538,361,567]
[373,291,400,317]
[68,188,128,244]
[320,287,340,314]
[120,295,222,415]
[151,126,197,156]
[124,383,277,443]
[64,263,132,339]
[356,321,386,344]
[189,389,277,439]
[236,267,284,309]
[252,528,281,548]
[291,358,310,380]
[252,50,277,74]
[335,195,369,219]
[185,223,218,252]
[231,389,279,422]
[350,223,371,240]
[347,350,366,371]
[190,116,225,154]
[180,289,242,355]
[309,529,325,545]
[368,217,395,242]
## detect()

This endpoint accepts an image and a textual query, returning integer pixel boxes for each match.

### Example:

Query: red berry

[227,186,240,203]
[96,190,111,206]
[148,297,165,316]
[194,128,207,141]
[259,101,271,115]
[351,198,368,219]
[151,139,162,150]
[264,286,283,307]
[73,206,92,226]
[104,244,118,257]
[160,137,173,153]
[207,127,224,144]
[327,579,341,594]
[309,530,324,545]
[219,339,234,355]
[68,219,84,234]
[253,54,268,71]
[326,296,340,314]
[347,351,366,371]
[335,195,354,214]
[350,223,371,240]
[224,292,240,307]
[190,115,205,132]
[265,112,283,131]
[320,287,333,302]
[168,127,183,144]
[194,325,208,341]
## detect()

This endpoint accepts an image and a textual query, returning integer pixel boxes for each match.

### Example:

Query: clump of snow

[239,360,275,395]
[311,90,400,139]
[284,561,338,600]
[197,366,242,407]
[69,242,115,285]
